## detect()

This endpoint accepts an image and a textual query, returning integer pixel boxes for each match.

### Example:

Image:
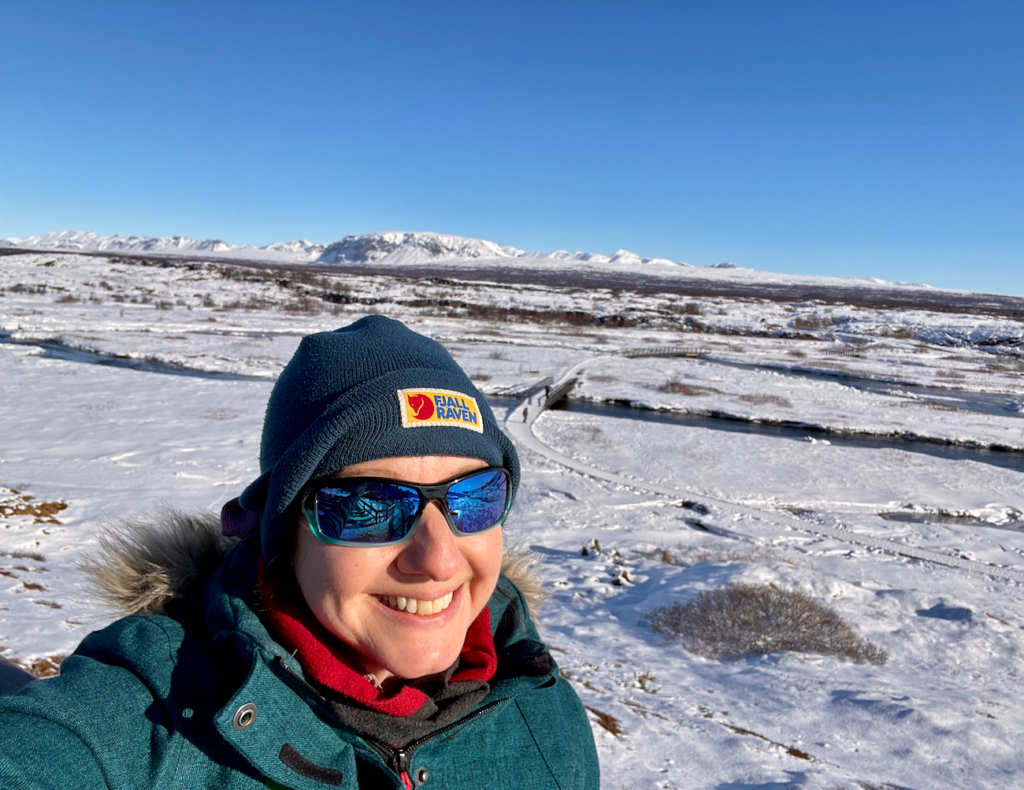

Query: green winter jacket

[0,513,599,790]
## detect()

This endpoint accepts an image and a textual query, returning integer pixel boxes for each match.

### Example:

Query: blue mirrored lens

[446,470,508,534]
[315,481,420,544]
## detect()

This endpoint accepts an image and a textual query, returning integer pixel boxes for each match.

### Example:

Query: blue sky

[2,1,1021,295]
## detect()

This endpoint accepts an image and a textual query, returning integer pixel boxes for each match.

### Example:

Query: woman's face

[292,454,504,683]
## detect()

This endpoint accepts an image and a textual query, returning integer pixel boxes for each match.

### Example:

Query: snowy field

[2,247,1024,789]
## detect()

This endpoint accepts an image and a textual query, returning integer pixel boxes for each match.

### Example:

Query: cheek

[467,529,504,593]
[292,527,387,603]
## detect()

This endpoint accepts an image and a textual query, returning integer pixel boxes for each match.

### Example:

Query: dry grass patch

[792,314,835,330]
[9,654,65,678]
[737,393,793,408]
[653,542,773,567]
[658,379,722,396]
[0,488,68,526]
[643,583,887,665]
[281,295,324,315]
[584,705,624,736]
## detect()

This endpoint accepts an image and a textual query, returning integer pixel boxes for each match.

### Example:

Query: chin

[380,641,462,680]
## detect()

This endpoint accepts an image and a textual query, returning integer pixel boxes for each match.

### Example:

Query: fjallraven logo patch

[397,388,483,433]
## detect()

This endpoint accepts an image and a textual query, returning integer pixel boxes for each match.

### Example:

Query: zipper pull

[394,748,412,789]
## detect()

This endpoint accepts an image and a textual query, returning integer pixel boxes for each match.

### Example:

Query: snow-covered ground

[2,248,1024,788]
[1,228,971,292]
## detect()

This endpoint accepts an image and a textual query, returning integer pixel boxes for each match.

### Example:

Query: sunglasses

[300,467,512,547]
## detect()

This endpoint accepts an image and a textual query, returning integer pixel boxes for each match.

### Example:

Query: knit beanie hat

[234,316,520,563]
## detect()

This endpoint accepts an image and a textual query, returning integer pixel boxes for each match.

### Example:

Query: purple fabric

[220,497,260,542]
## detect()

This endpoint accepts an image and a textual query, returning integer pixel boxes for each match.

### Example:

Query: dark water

[710,358,1024,419]
[5,333,1021,474]
[539,397,1024,474]
[880,511,1024,532]
[0,332,266,381]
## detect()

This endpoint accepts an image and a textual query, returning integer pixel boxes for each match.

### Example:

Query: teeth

[378,591,455,616]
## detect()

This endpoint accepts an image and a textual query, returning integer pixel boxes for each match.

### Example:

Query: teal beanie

[237,316,520,563]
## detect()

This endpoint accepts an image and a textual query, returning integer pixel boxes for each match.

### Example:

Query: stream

[538,397,1024,474]
[708,357,1024,419]
[0,332,267,381]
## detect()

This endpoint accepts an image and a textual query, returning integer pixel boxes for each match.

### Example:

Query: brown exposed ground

[3,246,1023,319]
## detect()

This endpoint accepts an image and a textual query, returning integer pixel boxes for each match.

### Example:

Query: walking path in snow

[503,355,1024,585]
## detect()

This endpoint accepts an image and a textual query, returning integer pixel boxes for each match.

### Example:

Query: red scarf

[259,564,498,717]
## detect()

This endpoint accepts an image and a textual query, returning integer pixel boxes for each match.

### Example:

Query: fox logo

[406,393,435,420]
[397,388,483,433]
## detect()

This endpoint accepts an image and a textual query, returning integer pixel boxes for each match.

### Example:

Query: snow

[3,228,942,281]
[2,248,1024,787]
[0,230,326,263]
[318,231,522,264]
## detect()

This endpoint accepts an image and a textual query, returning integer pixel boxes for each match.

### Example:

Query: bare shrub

[881,325,916,340]
[156,300,174,310]
[655,544,768,567]
[642,583,887,665]
[9,284,47,295]
[670,301,702,316]
[794,313,827,329]
[737,393,792,408]
[55,293,80,303]
[659,379,721,396]
[282,296,324,315]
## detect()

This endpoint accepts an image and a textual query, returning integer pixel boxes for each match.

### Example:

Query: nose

[394,501,461,580]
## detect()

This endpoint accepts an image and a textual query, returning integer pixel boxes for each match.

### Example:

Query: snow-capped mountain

[0,230,686,269]
[319,231,522,264]
[0,231,326,261]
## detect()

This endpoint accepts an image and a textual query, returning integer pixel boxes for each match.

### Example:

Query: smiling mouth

[376,591,455,616]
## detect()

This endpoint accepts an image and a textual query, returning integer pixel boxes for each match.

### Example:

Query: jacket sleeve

[0,703,109,789]
[0,616,189,789]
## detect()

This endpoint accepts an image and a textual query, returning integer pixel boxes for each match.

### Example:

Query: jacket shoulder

[0,616,191,787]
[514,674,600,790]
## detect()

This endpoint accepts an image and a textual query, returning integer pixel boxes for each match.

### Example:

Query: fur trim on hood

[81,508,549,621]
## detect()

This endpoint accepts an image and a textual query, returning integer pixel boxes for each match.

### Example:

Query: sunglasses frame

[300,466,512,547]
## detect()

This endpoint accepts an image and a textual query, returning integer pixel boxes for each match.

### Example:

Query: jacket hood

[81,507,548,621]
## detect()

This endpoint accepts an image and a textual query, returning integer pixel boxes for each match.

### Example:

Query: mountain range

[0,230,702,269]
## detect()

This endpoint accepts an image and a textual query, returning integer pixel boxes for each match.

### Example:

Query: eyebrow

[335,461,488,481]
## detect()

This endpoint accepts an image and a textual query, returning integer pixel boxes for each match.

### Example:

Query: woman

[0,316,600,789]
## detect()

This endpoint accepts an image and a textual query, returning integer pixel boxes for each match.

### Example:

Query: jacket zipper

[366,698,512,786]
[273,655,334,708]
[273,657,512,788]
